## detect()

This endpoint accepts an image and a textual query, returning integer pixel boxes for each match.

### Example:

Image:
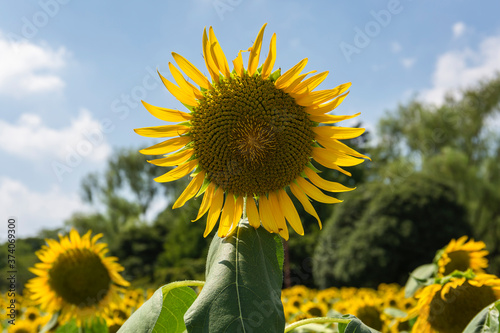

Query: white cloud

[391,41,402,53]
[0,109,111,163]
[0,31,67,97]
[452,22,466,39]
[0,177,86,238]
[421,33,500,105]
[401,57,416,69]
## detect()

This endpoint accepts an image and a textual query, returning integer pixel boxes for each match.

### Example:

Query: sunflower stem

[284,317,351,332]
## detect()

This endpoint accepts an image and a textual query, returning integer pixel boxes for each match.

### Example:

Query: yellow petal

[169,62,203,100]
[309,112,360,124]
[141,101,192,122]
[282,71,316,94]
[268,191,289,240]
[248,23,267,76]
[259,195,278,233]
[208,27,231,78]
[246,197,260,228]
[289,183,322,229]
[295,83,351,107]
[158,71,198,106]
[314,126,365,140]
[154,159,198,183]
[311,148,352,176]
[277,189,304,236]
[172,52,212,90]
[275,58,308,89]
[312,147,365,167]
[218,194,235,236]
[233,196,243,224]
[172,171,205,209]
[192,183,215,222]
[203,27,219,82]
[304,167,354,193]
[139,136,191,155]
[316,136,370,160]
[204,186,224,237]
[306,92,350,115]
[232,50,245,77]
[134,125,190,138]
[291,71,329,96]
[296,176,342,204]
[147,149,193,167]
[261,33,276,79]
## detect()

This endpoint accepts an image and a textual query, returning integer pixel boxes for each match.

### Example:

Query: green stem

[284,317,351,332]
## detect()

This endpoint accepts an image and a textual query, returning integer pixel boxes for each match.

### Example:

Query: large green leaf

[463,300,500,333]
[184,220,285,332]
[118,282,198,333]
[338,315,380,333]
[404,263,436,298]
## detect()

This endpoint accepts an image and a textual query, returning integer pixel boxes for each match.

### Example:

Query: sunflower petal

[246,197,260,228]
[209,27,231,78]
[304,167,354,193]
[192,183,215,222]
[275,58,308,89]
[306,92,350,115]
[291,71,329,96]
[154,159,198,183]
[203,27,219,82]
[158,71,197,106]
[172,171,205,209]
[139,136,191,155]
[232,50,245,77]
[219,194,235,237]
[313,126,365,140]
[259,195,279,233]
[316,137,370,160]
[312,147,365,167]
[248,23,267,76]
[296,176,342,204]
[169,62,203,100]
[295,83,351,107]
[147,149,193,167]
[268,191,289,240]
[134,125,190,138]
[311,148,352,176]
[261,33,276,79]
[172,52,212,90]
[290,183,322,229]
[141,101,192,122]
[309,112,360,124]
[277,189,304,235]
[204,186,224,237]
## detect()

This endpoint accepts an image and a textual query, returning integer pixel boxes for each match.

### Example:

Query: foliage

[313,174,471,288]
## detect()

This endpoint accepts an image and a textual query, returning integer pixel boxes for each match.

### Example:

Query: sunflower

[436,235,489,277]
[26,229,130,325]
[7,320,36,333]
[300,301,329,318]
[134,23,368,240]
[410,272,500,333]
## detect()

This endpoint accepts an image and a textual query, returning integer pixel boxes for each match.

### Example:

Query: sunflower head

[436,236,489,277]
[26,229,130,325]
[410,271,500,333]
[135,24,368,240]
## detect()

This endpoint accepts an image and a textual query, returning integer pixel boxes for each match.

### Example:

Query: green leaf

[84,317,109,333]
[404,263,436,298]
[338,315,380,333]
[275,235,284,271]
[184,220,285,332]
[463,300,500,333]
[118,282,199,333]
[55,320,78,333]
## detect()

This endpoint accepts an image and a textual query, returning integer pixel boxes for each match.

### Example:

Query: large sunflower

[410,272,500,333]
[135,24,368,240]
[26,229,130,325]
[436,235,489,277]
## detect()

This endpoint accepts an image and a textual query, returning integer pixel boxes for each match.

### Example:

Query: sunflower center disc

[443,250,471,275]
[428,282,496,333]
[192,74,314,196]
[48,249,111,307]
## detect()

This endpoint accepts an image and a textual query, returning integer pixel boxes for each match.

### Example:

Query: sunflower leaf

[404,263,437,298]
[184,220,285,333]
[463,299,500,333]
[337,314,380,333]
[118,282,198,333]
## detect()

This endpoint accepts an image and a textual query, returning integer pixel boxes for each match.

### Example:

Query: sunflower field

[2,23,500,333]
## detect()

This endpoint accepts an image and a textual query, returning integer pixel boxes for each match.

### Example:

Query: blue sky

[1,0,500,238]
